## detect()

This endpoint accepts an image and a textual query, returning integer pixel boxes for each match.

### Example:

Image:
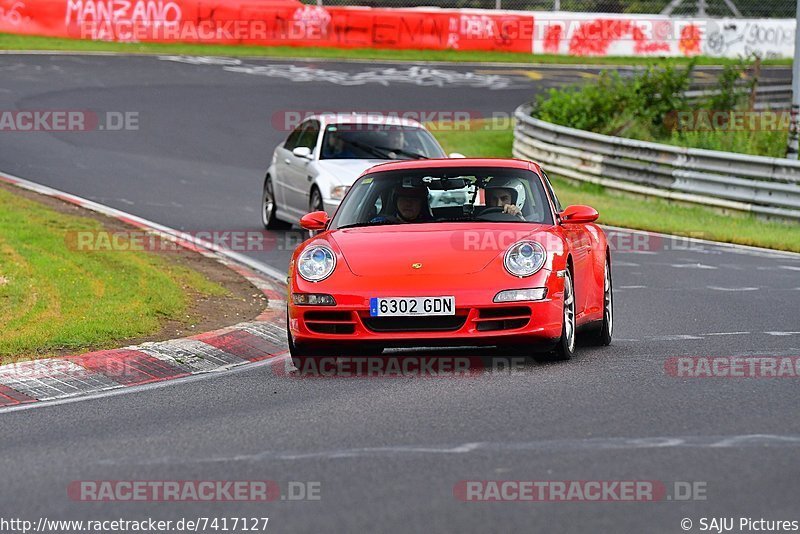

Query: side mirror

[448,152,466,159]
[292,146,312,159]
[560,205,599,224]
[300,210,329,231]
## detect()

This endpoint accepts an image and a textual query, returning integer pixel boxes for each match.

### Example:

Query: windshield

[320,124,446,160]
[331,167,553,228]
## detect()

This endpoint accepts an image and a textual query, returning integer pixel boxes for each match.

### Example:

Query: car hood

[330,223,549,277]
[316,159,386,185]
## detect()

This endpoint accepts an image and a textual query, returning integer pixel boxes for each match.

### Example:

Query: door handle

[284,158,291,165]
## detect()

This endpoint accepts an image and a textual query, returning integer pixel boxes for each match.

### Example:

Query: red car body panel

[287,158,609,352]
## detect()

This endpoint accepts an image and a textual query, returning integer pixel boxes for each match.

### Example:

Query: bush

[532,62,694,136]
[531,58,783,157]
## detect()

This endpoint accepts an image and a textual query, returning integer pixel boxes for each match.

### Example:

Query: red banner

[0,1,533,53]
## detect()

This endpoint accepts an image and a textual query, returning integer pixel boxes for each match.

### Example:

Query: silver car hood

[316,159,387,186]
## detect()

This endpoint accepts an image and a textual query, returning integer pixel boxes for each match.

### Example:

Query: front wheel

[588,259,613,346]
[309,187,324,213]
[551,269,576,361]
[262,175,291,230]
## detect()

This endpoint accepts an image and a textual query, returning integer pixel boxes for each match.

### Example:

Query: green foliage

[531,58,784,157]
[665,129,787,158]
[533,62,694,137]
[707,59,754,112]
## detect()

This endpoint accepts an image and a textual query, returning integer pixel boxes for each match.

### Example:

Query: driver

[385,129,407,160]
[484,177,526,217]
[324,130,357,159]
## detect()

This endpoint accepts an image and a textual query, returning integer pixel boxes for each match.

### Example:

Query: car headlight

[504,241,546,277]
[298,245,337,282]
[330,185,350,200]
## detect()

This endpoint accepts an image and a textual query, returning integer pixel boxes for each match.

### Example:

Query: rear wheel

[551,269,576,361]
[262,175,290,230]
[589,259,613,346]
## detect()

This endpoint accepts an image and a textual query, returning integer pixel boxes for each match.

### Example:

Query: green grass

[0,33,791,66]
[0,187,227,361]
[433,120,800,253]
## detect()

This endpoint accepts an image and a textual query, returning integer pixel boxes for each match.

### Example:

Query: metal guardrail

[512,103,800,221]
[684,84,792,110]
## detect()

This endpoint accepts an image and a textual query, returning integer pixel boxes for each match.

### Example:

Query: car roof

[362,158,543,175]
[313,113,423,128]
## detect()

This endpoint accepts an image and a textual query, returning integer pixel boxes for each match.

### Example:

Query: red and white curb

[0,170,291,408]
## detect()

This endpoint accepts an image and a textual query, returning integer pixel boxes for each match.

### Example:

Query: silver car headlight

[298,245,337,282]
[330,185,350,200]
[504,241,546,277]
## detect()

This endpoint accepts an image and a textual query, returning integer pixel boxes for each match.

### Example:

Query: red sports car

[286,158,612,366]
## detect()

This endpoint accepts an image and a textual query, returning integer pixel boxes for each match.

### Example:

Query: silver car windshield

[319,124,446,160]
[331,167,554,228]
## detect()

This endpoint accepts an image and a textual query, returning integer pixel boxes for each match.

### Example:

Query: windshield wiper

[340,139,392,159]
[337,220,400,230]
[374,146,429,160]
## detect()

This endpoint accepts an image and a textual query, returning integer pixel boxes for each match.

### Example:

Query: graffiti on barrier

[65,0,182,40]
[0,1,26,26]
[704,19,794,59]
[158,57,518,89]
[223,64,517,89]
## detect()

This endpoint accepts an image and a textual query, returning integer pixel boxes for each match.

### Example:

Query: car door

[543,171,595,320]
[282,120,320,219]
[274,123,306,211]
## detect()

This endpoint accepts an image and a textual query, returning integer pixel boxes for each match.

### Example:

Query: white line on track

[602,225,800,259]
[704,332,751,336]
[91,434,800,465]
[706,286,759,291]
[671,263,718,270]
[766,331,800,336]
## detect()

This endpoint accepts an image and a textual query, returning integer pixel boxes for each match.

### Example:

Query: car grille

[362,315,467,333]
[303,311,357,335]
[473,307,531,332]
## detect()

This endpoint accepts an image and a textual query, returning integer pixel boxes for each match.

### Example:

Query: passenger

[371,185,433,224]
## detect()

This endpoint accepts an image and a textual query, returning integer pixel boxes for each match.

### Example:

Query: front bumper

[289,271,564,350]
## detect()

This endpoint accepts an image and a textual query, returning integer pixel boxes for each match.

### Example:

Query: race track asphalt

[0,54,798,533]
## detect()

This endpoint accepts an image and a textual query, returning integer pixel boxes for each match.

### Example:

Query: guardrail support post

[788,0,800,159]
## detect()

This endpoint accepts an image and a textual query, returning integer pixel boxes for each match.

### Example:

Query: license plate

[369,296,455,317]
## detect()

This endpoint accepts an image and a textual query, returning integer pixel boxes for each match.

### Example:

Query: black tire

[551,268,576,361]
[309,187,324,213]
[588,259,613,346]
[262,175,291,230]
[287,317,340,371]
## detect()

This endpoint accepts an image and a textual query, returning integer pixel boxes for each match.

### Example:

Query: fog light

[292,293,337,306]
[493,288,547,303]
